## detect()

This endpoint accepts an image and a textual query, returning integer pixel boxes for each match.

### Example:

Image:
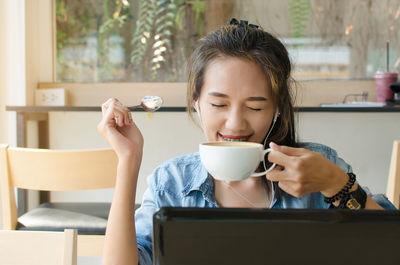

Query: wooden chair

[0,229,77,265]
[0,144,118,256]
[386,140,400,209]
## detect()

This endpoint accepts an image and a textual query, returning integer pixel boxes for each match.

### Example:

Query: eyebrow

[208,92,267,101]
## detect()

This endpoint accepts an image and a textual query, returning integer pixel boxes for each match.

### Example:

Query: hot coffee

[199,141,276,181]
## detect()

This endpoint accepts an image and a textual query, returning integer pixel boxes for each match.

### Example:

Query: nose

[224,107,248,131]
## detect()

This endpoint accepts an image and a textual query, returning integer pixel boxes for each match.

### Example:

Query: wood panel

[295,80,376,106]
[38,82,188,107]
[38,80,377,107]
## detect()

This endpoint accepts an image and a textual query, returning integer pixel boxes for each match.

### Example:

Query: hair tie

[227,18,259,29]
[228,18,239,26]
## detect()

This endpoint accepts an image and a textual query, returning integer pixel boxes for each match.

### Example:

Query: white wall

[49,112,205,203]
[298,112,399,194]
[0,0,6,228]
[49,111,400,204]
[0,1,6,144]
[0,0,27,228]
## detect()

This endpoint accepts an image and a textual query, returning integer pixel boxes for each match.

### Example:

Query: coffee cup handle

[250,148,276,177]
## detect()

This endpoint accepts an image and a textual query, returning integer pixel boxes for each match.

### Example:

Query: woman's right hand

[97,98,144,160]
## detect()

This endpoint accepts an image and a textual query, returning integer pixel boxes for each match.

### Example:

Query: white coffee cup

[199,141,276,181]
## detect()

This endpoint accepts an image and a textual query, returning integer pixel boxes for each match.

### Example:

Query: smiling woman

[97,19,396,265]
[196,57,274,144]
[186,24,295,146]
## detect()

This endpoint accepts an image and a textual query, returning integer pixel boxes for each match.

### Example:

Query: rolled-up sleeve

[333,153,397,210]
[304,142,397,210]
[362,187,397,210]
[135,172,160,265]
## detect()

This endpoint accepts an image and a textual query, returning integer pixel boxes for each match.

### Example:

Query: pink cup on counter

[374,71,398,102]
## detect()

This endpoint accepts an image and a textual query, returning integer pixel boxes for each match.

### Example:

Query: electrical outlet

[35,88,66,106]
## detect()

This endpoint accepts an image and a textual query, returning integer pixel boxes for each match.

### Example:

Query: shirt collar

[182,159,216,204]
[181,153,281,207]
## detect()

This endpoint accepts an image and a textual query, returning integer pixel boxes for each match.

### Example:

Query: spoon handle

[127,105,142,111]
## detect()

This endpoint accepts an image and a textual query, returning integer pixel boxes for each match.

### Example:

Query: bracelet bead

[323,172,356,204]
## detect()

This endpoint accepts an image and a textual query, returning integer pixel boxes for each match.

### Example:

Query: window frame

[33,0,377,108]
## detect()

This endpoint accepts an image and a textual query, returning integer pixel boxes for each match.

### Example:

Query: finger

[265,168,291,182]
[101,98,119,115]
[277,181,299,197]
[103,102,125,128]
[112,103,130,127]
[127,111,133,125]
[111,103,123,127]
[270,142,305,157]
[101,101,118,130]
[267,149,293,168]
[125,110,133,125]
[111,101,132,126]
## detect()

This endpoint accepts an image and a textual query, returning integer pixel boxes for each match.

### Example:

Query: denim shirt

[134,142,396,265]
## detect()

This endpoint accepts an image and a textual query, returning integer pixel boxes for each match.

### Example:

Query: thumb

[269,142,303,157]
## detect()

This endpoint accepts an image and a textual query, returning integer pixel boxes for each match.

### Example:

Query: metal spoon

[128,95,163,112]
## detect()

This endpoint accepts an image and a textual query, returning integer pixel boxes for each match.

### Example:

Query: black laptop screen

[152,207,400,265]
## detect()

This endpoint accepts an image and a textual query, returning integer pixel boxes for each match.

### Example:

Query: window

[56,0,400,82]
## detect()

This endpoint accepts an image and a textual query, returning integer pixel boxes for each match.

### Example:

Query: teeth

[220,135,250,142]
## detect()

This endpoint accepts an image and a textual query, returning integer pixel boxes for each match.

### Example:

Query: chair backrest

[386,140,400,209]
[0,144,118,229]
[0,229,77,265]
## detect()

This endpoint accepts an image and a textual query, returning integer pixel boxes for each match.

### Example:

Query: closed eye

[248,107,262,111]
[211,103,226,108]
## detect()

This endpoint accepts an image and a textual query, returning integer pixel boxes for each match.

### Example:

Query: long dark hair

[187,21,297,147]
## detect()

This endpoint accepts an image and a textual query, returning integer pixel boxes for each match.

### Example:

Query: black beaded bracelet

[323,172,356,204]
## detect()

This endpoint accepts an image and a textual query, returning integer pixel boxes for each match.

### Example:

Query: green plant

[130,0,157,68]
[188,0,207,36]
[97,0,131,80]
[56,0,131,82]
[150,0,178,78]
[56,0,92,80]
[288,0,311,45]
[130,0,206,80]
[56,0,206,82]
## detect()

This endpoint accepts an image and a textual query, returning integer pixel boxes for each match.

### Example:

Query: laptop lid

[152,207,400,265]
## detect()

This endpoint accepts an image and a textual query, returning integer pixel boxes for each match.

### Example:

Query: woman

[98,19,395,265]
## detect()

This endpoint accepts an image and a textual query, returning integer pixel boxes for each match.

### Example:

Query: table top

[6,105,400,112]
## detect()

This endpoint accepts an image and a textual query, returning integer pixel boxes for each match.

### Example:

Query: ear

[193,100,199,112]
[193,100,202,126]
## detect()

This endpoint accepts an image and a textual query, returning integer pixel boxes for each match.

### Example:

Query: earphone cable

[222,180,270,208]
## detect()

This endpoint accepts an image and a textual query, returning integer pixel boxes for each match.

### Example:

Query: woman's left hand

[265,142,349,198]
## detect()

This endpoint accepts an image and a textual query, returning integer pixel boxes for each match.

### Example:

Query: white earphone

[272,109,280,123]
[263,108,280,147]
[194,101,202,126]
[262,108,280,175]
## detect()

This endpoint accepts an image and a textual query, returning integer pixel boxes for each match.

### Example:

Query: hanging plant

[150,0,178,78]
[130,0,206,80]
[130,0,158,67]
[288,0,311,47]
[97,0,131,81]
[188,0,207,36]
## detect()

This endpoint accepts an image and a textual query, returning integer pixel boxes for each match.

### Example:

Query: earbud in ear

[194,101,202,123]
[273,109,280,123]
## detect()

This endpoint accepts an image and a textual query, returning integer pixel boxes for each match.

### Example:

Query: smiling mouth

[219,134,251,142]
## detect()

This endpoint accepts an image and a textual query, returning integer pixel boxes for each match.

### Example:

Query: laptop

[152,207,400,265]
